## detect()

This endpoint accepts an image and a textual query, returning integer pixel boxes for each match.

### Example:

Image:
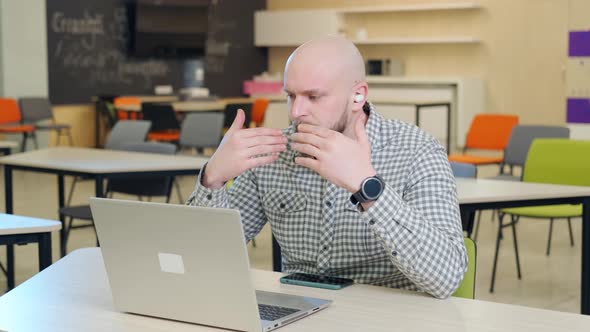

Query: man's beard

[331,109,349,133]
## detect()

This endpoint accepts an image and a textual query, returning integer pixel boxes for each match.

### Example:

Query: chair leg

[63,217,74,255]
[32,132,39,149]
[174,179,183,204]
[511,215,522,279]
[473,210,482,241]
[20,133,27,152]
[67,129,74,146]
[66,177,79,206]
[546,218,554,256]
[490,213,505,293]
[567,217,574,247]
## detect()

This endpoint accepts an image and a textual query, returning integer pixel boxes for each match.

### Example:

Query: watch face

[363,177,383,199]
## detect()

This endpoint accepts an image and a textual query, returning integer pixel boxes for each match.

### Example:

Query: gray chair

[59,142,177,254]
[66,120,152,206]
[491,125,570,181]
[18,97,74,146]
[473,125,571,241]
[179,112,225,153]
[450,162,477,179]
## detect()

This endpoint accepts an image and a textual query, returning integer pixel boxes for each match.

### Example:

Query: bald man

[187,36,466,299]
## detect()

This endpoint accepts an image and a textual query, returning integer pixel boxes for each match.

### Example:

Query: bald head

[284,36,366,88]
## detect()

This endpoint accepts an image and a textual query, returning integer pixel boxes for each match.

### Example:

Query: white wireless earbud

[354,94,364,103]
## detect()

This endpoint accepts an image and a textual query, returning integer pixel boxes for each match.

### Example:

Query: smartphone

[280,272,354,290]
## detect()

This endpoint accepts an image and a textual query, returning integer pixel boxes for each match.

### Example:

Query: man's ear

[351,83,368,113]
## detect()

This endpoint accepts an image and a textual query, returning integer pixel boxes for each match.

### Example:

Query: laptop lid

[90,198,262,332]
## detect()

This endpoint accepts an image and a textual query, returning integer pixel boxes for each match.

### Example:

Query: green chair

[453,237,477,299]
[490,139,589,292]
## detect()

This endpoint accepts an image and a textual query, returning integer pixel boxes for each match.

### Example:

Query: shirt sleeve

[186,164,268,242]
[355,144,467,299]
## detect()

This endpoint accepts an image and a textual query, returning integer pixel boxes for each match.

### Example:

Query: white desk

[0,141,17,155]
[1,248,589,331]
[456,178,590,315]
[0,214,61,290]
[117,98,254,113]
[0,147,208,257]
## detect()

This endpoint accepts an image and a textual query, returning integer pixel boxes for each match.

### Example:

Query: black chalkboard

[47,0,185,104]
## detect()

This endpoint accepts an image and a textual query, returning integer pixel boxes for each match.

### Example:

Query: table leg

[38,233,52,270]
[272,235,282,272]
[581,197,590,315]
[460,207,476,238]
[4,165,13,214]
[445,103,451,154]
[7,244,14,290]
[58,174,66,257]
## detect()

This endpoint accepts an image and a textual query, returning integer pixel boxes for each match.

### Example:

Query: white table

[0,141,17,155]
[456,178,590,315]
[0,147,207,258]
[0,214,61,290]
[1,248,589,331]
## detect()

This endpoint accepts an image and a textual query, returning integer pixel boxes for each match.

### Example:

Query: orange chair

[0,98,37,152]
[114,96,142,120]
[251,98,270,127]
[449,114,519,166]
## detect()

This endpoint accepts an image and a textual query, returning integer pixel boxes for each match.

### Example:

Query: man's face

[284,61,351,133]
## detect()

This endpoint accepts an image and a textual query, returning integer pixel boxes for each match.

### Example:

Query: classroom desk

[116,97,255,113]
[0,214,61,290]
[0,147,207,257]
[0,141,17,156]
[1,247,589,331]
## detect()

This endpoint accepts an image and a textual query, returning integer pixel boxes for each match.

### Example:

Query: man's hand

[291,116,376,193]
[202,109,287,189]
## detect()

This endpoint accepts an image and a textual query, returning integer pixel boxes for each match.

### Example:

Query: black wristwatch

[350,175,385,206]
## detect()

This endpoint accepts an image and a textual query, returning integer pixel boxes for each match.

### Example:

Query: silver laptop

[90,198,331,332]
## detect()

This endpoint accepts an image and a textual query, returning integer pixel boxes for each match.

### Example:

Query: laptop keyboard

[258,304,299,321]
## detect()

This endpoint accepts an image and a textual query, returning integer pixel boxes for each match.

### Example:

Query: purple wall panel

[567,98,590,123]
[569,31,590,57]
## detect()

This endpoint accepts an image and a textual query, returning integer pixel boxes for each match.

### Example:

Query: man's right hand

[201,109,288,189]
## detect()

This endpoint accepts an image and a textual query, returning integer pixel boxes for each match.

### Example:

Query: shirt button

[279,203,286,209]
[323,245,329,251]
[369,219,376,225]
[325,201,332,208]
[206,194,212,200]
[391,251,398,257]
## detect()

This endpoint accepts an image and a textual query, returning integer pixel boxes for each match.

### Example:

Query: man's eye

[309,95,319,101]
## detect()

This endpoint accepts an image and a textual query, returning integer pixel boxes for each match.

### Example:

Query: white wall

[0,0,49,150]
[0,0,48,98]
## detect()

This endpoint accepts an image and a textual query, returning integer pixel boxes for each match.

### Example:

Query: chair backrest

[104,120,151,150]
[179,112,225,149]
[107,142,177,197]
[503,125,570,167]
[114,96,142,107]
[251,98,270,126]
[223,103,253,128]
[523,139,590,186]
[450,162,477,178]
[465,114,519,151]
[0,98,22,125]
[18,97,53,123]
[141,103,180,131]
[452,237,476,299]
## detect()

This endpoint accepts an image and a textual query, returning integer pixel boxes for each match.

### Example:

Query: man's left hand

[291,117,376,193]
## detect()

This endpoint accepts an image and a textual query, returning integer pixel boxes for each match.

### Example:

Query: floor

[0,163,583,314]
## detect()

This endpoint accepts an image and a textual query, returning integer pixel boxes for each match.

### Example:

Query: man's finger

[227,109,246,133]
[291,142,321,159]
[297,124,331,138]
[246,154,279,169]
[294,156,320,172]
[240,127,285,138]
[290,132,326,149]
[246,143,287,157]
[244,135,288,148]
